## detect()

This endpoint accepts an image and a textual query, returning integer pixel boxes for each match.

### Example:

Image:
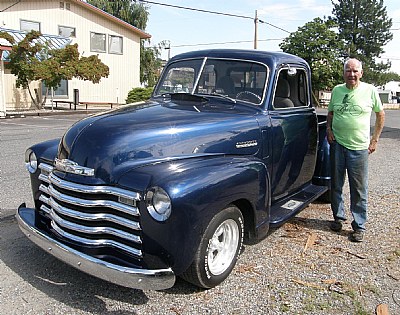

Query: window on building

[20,20,40,32]
[109,35,123,54]
[60,2,64,9]
[42,80,69,98]
[59,26,76,38]
[90,32,106,53]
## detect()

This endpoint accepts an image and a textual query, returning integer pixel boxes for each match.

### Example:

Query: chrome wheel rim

[207,219,239,276]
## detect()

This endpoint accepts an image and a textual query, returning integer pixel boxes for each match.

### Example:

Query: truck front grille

[37,162,142,259]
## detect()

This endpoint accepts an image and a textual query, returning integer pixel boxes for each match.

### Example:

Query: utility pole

[254,10,258,49]
[166,40,171,60]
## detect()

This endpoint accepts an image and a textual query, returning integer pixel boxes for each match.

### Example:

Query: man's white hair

[344,58,363,71]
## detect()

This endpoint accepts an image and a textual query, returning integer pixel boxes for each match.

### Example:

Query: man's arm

[326,111,335,144]
[368,110,385,154]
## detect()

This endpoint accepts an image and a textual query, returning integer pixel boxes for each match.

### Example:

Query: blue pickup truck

[17,49,331,290]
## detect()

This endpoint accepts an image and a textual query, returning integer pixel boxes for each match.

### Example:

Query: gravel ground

[0,112,399,315]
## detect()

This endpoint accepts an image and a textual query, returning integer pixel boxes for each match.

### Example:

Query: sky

[144,0,400,74]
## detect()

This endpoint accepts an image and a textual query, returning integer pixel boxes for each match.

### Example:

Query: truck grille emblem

[54,158,95,176]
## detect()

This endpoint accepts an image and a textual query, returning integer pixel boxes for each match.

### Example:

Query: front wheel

[181,205,244,288]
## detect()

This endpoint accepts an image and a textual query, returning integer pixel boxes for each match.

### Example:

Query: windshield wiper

[209,92,237,103]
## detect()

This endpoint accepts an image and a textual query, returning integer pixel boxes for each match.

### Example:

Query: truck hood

[57,99,261,182]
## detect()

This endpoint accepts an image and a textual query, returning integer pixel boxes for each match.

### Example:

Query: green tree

[279,18,344,102]
[87,0,163,86]
[369,69,400,87]
[0,30,109,109]
[87,0,149,29]
[330,0,393,84]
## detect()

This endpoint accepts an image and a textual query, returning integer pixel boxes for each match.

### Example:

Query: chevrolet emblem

[54,158,95,176]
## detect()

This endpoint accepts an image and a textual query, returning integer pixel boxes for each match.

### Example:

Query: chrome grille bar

[49,172,141,201]
[39,173,50,184]
[46,184,139,216]
[39,163,54,174]
[38,191,140,230]
[51,221,142,257]
[50,210,141,244]
[38,162,143,259]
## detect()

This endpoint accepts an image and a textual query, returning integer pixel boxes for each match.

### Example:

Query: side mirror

[288,67,297,76]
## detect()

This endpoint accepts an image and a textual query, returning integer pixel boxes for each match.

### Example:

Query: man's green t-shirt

[328,82,383,150]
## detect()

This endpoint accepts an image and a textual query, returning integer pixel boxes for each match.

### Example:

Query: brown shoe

[349,230,364,242]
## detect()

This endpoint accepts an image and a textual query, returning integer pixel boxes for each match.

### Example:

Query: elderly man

[326,58,385,242]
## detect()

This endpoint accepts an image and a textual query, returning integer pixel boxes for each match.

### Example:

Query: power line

[171,38,284,48]
[137,0,291,33]
[258,19,291,34]
[138,0,253,20]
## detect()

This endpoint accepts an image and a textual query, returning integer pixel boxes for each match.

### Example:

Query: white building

[379,81,400,104]
[0,0,150,115]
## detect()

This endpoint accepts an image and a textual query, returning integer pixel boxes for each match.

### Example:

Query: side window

[90,32,106,53]
[109,35,123,54]
[20,20,40,32]
[273,67,309,109]
[59,26,76,38]
[274,70,295,109]
[297,70,308,106]
[42,80,68,98]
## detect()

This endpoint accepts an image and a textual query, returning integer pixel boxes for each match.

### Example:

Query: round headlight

[145,187,171,221]
[25,149,38,174]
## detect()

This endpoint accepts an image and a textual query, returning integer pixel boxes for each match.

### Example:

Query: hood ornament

[55,158,95,176]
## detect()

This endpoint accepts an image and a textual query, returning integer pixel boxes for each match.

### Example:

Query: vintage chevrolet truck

[17,49,331,290]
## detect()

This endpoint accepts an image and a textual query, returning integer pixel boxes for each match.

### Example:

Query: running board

[269,184,328,227]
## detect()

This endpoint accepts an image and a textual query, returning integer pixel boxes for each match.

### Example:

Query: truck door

[269,67,318,200]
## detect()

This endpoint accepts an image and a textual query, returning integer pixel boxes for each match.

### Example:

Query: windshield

[153,58,268,105]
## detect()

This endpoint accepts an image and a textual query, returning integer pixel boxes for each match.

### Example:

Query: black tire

[181,205,244,289]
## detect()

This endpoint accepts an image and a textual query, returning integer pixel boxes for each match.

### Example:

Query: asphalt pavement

[0,109,399,315]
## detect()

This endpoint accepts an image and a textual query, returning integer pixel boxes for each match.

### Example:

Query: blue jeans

[330,142,369,231]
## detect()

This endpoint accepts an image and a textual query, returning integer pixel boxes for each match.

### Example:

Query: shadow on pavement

[0,216,199,314]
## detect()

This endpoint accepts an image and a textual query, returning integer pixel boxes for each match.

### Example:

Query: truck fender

[27,139,60,199]
[123,155,270,274]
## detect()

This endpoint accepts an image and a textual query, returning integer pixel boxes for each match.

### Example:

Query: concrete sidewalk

[3,107,102,119]
[1,102,141,119]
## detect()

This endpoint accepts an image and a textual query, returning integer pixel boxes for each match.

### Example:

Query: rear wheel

[181,205,244,288]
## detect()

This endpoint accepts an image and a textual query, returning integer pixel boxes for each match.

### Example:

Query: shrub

[126,87,154,103]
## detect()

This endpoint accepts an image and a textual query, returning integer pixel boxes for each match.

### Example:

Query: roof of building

[73,0,151,39]
[0,28,72,60]
[0,0,151,40]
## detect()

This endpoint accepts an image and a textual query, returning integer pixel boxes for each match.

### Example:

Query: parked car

[17,49,331,290]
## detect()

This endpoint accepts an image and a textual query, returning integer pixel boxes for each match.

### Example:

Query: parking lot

[0,110,399,314]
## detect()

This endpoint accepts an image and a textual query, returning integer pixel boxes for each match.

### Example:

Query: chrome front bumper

[16,206,176,290]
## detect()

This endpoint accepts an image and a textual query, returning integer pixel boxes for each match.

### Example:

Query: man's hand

[327,128,335,144]
[369,110,385,154]
[368,139,378,154]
